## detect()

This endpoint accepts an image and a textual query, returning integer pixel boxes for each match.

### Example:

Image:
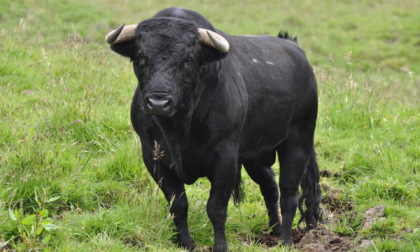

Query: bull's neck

[151,114,196,183]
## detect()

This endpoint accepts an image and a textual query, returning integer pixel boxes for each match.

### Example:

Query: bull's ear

[200,45,228,63]
[106,24,137,58]
[110,41,136,59]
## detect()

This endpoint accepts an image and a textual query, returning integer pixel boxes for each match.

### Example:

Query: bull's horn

[105,24,137,44]
[197,28,229,53]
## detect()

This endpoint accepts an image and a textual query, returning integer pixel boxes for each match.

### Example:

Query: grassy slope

[0,0,419,251]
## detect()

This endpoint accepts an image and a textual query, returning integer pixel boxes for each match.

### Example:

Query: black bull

[106,7,322,251]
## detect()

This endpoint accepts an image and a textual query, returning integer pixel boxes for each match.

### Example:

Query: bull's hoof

[212,244,228,252]
[179,241,196,251]
[279,237,292,246]
[269,227,281,237]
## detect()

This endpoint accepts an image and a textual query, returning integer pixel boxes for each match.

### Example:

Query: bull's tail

[277,30,298,44]
[233,164,244,205]
[298,148,322,229]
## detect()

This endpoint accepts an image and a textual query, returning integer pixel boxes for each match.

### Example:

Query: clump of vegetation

[3,188,60,251]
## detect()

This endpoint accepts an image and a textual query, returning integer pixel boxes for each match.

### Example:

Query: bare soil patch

[255,226,354,251]
[255,170,361,251]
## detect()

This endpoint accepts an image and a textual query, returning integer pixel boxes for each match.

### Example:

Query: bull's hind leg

[243,154,281,236]
[276,124,320,245]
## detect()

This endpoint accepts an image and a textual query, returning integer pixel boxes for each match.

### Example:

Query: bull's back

[228,35,316,157]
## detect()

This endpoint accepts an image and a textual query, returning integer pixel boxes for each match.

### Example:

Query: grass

[1,0,419,251]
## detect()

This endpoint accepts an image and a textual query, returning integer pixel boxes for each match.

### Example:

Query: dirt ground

[257,226,354,252]
[255,170,379,251]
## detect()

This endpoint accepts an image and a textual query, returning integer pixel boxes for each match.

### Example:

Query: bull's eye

[137,52,147,64]
[185,57,194,66]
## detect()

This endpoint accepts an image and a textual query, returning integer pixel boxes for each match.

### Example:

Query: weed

[3,188,60,250]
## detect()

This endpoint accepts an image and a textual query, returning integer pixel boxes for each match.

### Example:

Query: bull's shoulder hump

[230,34,305,56]
[234,34,298,47]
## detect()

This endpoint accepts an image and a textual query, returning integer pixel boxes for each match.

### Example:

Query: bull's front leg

[159,174,195,250]
[143,151,195,250]
[206,153,238,252]
[167,184,194,250]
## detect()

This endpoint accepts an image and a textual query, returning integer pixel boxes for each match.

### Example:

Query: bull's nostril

[147,98,155,109]
[163,99,170,109]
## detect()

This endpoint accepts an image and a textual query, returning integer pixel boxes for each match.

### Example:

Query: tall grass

[1,0,419,251]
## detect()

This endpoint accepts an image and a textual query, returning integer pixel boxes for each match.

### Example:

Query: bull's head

[106,18,229,117]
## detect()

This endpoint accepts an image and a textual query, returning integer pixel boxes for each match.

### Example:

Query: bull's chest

[155,134,215,182]
[143,114,232,183]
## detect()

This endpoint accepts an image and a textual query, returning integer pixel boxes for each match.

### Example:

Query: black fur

[298,149,323,229]
[233,165,244,205]
[109,7,322,252]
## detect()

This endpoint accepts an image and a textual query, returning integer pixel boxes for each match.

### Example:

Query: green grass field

[1,0,419,251]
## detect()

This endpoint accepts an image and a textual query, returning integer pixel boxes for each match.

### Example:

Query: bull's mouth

[148,108,175,117]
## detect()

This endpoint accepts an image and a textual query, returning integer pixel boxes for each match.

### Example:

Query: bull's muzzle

[145,94,173,116]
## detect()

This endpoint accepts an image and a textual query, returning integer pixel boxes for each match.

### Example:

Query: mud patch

[292,228,306,244]
[360,205,386,230]
[255,170,359,251]
[296,227,352,252]
[321,183,353,214]
[256,232,281,247]
[255,226,353,251]
[238,170,381,251]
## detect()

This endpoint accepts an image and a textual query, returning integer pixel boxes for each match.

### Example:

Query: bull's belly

[239,132,287,159]
[238,117,290,159]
